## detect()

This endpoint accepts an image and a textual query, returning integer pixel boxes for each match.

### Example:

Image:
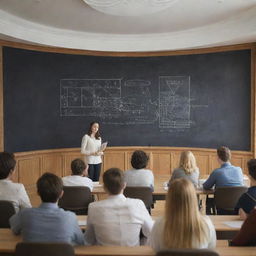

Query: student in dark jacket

[235,159,256,220]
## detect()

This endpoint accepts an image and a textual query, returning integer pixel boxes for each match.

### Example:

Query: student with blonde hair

[170,151,199,187]
[150,178,216,251]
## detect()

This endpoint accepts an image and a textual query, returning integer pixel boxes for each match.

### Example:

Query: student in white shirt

[81,122,103,181]
[84,168,154,246]
[62,159,93,191]
[124,150,154,190]
[150,178,216,252]
[0,152,31,212]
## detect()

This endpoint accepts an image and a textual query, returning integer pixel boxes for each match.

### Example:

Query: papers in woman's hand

[100,142,108,151]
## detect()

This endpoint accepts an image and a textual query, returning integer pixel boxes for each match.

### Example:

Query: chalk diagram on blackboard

[60,76,208,129]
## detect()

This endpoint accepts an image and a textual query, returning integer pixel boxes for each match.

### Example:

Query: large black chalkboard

[3,47,251,152]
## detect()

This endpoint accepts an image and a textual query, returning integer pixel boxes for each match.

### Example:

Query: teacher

[81,121,103,181]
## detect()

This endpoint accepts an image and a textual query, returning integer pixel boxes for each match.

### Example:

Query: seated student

[0,152,31,212]
[85,168,154,246]
[150,178,216,252]
[203,146,243,190]
[235,159,256,220]
[230,208,256,246]
[124,150,154,190]
[10,173,84,245]
[62,158,93,191]
[169,151,199,187]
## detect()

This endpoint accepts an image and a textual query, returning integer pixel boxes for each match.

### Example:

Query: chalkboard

[3,47,251,152]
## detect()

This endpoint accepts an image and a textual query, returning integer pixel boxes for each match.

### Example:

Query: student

[150,178,216,251]
[10,173,84,245]
[230,208,256,246]
[81,121,103,182]
[203,146,243,190]
[169,151,199,187]
[124,150,154,190]
[62,158,93,191]
[85,168,154,246]
[235,159,256,220]
[0,152,31,212]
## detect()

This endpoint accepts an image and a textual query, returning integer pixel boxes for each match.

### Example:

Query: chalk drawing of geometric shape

[166,80,180,96]
[82,88,94,107]
[67,87,81,107]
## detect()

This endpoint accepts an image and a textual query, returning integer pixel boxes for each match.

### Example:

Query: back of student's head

[103,168,124,195]
[217,146,231,162]
[164,178,209,248]
[0,152,16,180]
[179,151,198,174]
[71,158,86,176]
[37,173,63,203]
[131,150,149,169]
[248,159,256,180]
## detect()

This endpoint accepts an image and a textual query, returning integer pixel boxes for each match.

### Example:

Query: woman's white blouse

[81,134,102,164]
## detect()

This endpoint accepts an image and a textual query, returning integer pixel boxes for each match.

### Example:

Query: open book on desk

[100,141,108,151]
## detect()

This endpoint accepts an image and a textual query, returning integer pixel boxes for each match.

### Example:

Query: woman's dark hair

[37,172,63,203]
[0,152,16,179]
[131,150,149,169]
[87,121,101,140]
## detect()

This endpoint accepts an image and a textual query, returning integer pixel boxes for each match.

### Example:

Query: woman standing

[81,122,103,181]
[150,178,216,251]
[170,151,199,187]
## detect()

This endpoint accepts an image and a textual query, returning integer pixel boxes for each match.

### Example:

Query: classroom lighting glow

[83,0,179,16]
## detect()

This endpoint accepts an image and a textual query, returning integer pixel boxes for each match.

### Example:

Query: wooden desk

[0,230,255,256]
[209,216,242,232]
[77,215,242,232]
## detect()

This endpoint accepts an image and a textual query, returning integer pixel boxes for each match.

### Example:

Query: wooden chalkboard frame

[0,40,255,155]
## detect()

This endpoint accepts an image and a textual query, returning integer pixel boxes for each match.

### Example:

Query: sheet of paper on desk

[223,221,243,228]
[78,220,87,226]
[93,181,103,187]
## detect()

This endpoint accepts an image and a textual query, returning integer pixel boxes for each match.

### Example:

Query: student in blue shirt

[10,172,84,245]
[235,159,256,219]
[203,146,243,214]
[203,146,243,190]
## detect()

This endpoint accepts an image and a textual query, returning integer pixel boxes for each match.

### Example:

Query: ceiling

[0,0,256,52]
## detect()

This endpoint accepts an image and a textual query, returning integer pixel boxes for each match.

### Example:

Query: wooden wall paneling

[152,152,171,175]
[209,154,219,173]
[103,152,126,171]
[171,152,181,173]
[17,157,41,185]
[42,154,63,177]
[63,153,84,177]
[194,153,209,177]
[231,156,244,171]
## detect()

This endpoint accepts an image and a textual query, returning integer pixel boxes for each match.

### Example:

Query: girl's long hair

[87,121,101,140]
[179,151,198,174]
[163,178,209,248]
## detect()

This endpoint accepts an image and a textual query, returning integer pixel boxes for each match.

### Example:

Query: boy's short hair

[217,146,231,162]
[103,168,124,195]
[248,159,256,181]
[71,159,86,176]
[37,173,63,203]
[0,152,16,179]
[131,150,149,169]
